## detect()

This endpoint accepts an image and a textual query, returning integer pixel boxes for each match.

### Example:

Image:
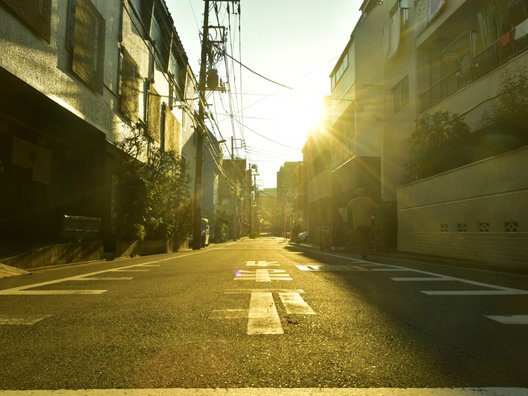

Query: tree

[114,126,192,246]
[479,67,528,154]
[405,111,471,181]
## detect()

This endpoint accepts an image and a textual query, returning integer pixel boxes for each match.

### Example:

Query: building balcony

[331,134,356,170]
[419,27,528,112]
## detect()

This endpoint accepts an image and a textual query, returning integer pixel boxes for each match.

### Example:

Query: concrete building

[302,0,527,269]
[217,158,247,240]
[397,0,528,269]
[0,0,196,251]
[276,161,302,237]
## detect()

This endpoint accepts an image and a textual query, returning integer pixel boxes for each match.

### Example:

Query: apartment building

[397,0,528,268]
[303,0,527,265]
[0,0,197,248]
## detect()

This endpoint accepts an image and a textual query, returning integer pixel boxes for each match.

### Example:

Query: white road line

[2,289,107,295]
[1,387,527,395]
[391,277,452,282]
[247,292,283,335]
[225,289,305,294]
[279,292,316,315]
[235,269,292,282]
[423,290,528,296]
[0,262,156,296]
[75,277,134,281]
[0,314,51,325]
[485,315,528,325]
[245,260,279,267]
[111,269,150,272]
[256,269,271,282]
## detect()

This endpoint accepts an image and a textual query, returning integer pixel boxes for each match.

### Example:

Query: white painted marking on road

[75,277,134,281]
[485,315,528,325]
[245,260,279,267]
[391,277,452,282]
[0,264,30,279]
[256,268,271,282]
[225,289,305,294]
[279,292,316,315]
[247,292,283,335]
[0,314,51,325]
[0,262,159,296]
[2,387,527,395]
[234,269,292,282]
[423,290,528,296]
[1,289,107,295]
[111,269,150,272]
[296,264,368,272]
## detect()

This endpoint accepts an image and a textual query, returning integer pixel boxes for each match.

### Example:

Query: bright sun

[279,93,324,148]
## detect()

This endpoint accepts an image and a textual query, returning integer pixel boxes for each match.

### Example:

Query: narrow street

[1,237,527,394]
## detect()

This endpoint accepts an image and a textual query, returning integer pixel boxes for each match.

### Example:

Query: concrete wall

[0,1,121,141]
[398,146,528,270]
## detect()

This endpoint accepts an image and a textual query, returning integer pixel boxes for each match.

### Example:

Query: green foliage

[405,111,471,181]
[114,127,192,245]
[479,67,528,153]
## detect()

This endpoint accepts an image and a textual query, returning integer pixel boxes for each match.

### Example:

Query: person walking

[347,187,376,259]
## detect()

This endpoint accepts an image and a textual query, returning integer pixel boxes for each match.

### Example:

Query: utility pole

[192,0,210,250]
[192,0,239,249]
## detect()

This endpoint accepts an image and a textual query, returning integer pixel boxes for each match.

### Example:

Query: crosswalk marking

[0,314,51,325]
[247,292,283,335]
[485,315,528,325]
[279,292,315,315]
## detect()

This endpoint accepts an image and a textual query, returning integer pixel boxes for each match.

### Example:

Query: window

[151,2,172,72]
[68,0,106,94]
[147,84,161,143]
[119,48,140,122]
[331,53,349,89]
[0,0,51,42]
[128,0,154,37]
[392,75,409,113]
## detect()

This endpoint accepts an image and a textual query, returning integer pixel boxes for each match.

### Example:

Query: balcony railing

[420,28,528,112]
[331,134,356,170]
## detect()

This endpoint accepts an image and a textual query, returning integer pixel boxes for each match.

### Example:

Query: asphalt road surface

[1,237,527,395]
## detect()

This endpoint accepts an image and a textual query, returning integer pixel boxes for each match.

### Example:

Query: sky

[167,0,362,188]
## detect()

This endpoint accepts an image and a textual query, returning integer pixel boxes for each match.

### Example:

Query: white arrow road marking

[485,315,528,325]
[247,292,283,335]
[0,314,51,325]
[279,292,315,315]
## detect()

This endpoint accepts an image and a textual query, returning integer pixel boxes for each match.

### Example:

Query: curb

[0,263,31,279]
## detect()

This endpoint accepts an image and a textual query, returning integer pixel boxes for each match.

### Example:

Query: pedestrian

[347,187,376,259]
